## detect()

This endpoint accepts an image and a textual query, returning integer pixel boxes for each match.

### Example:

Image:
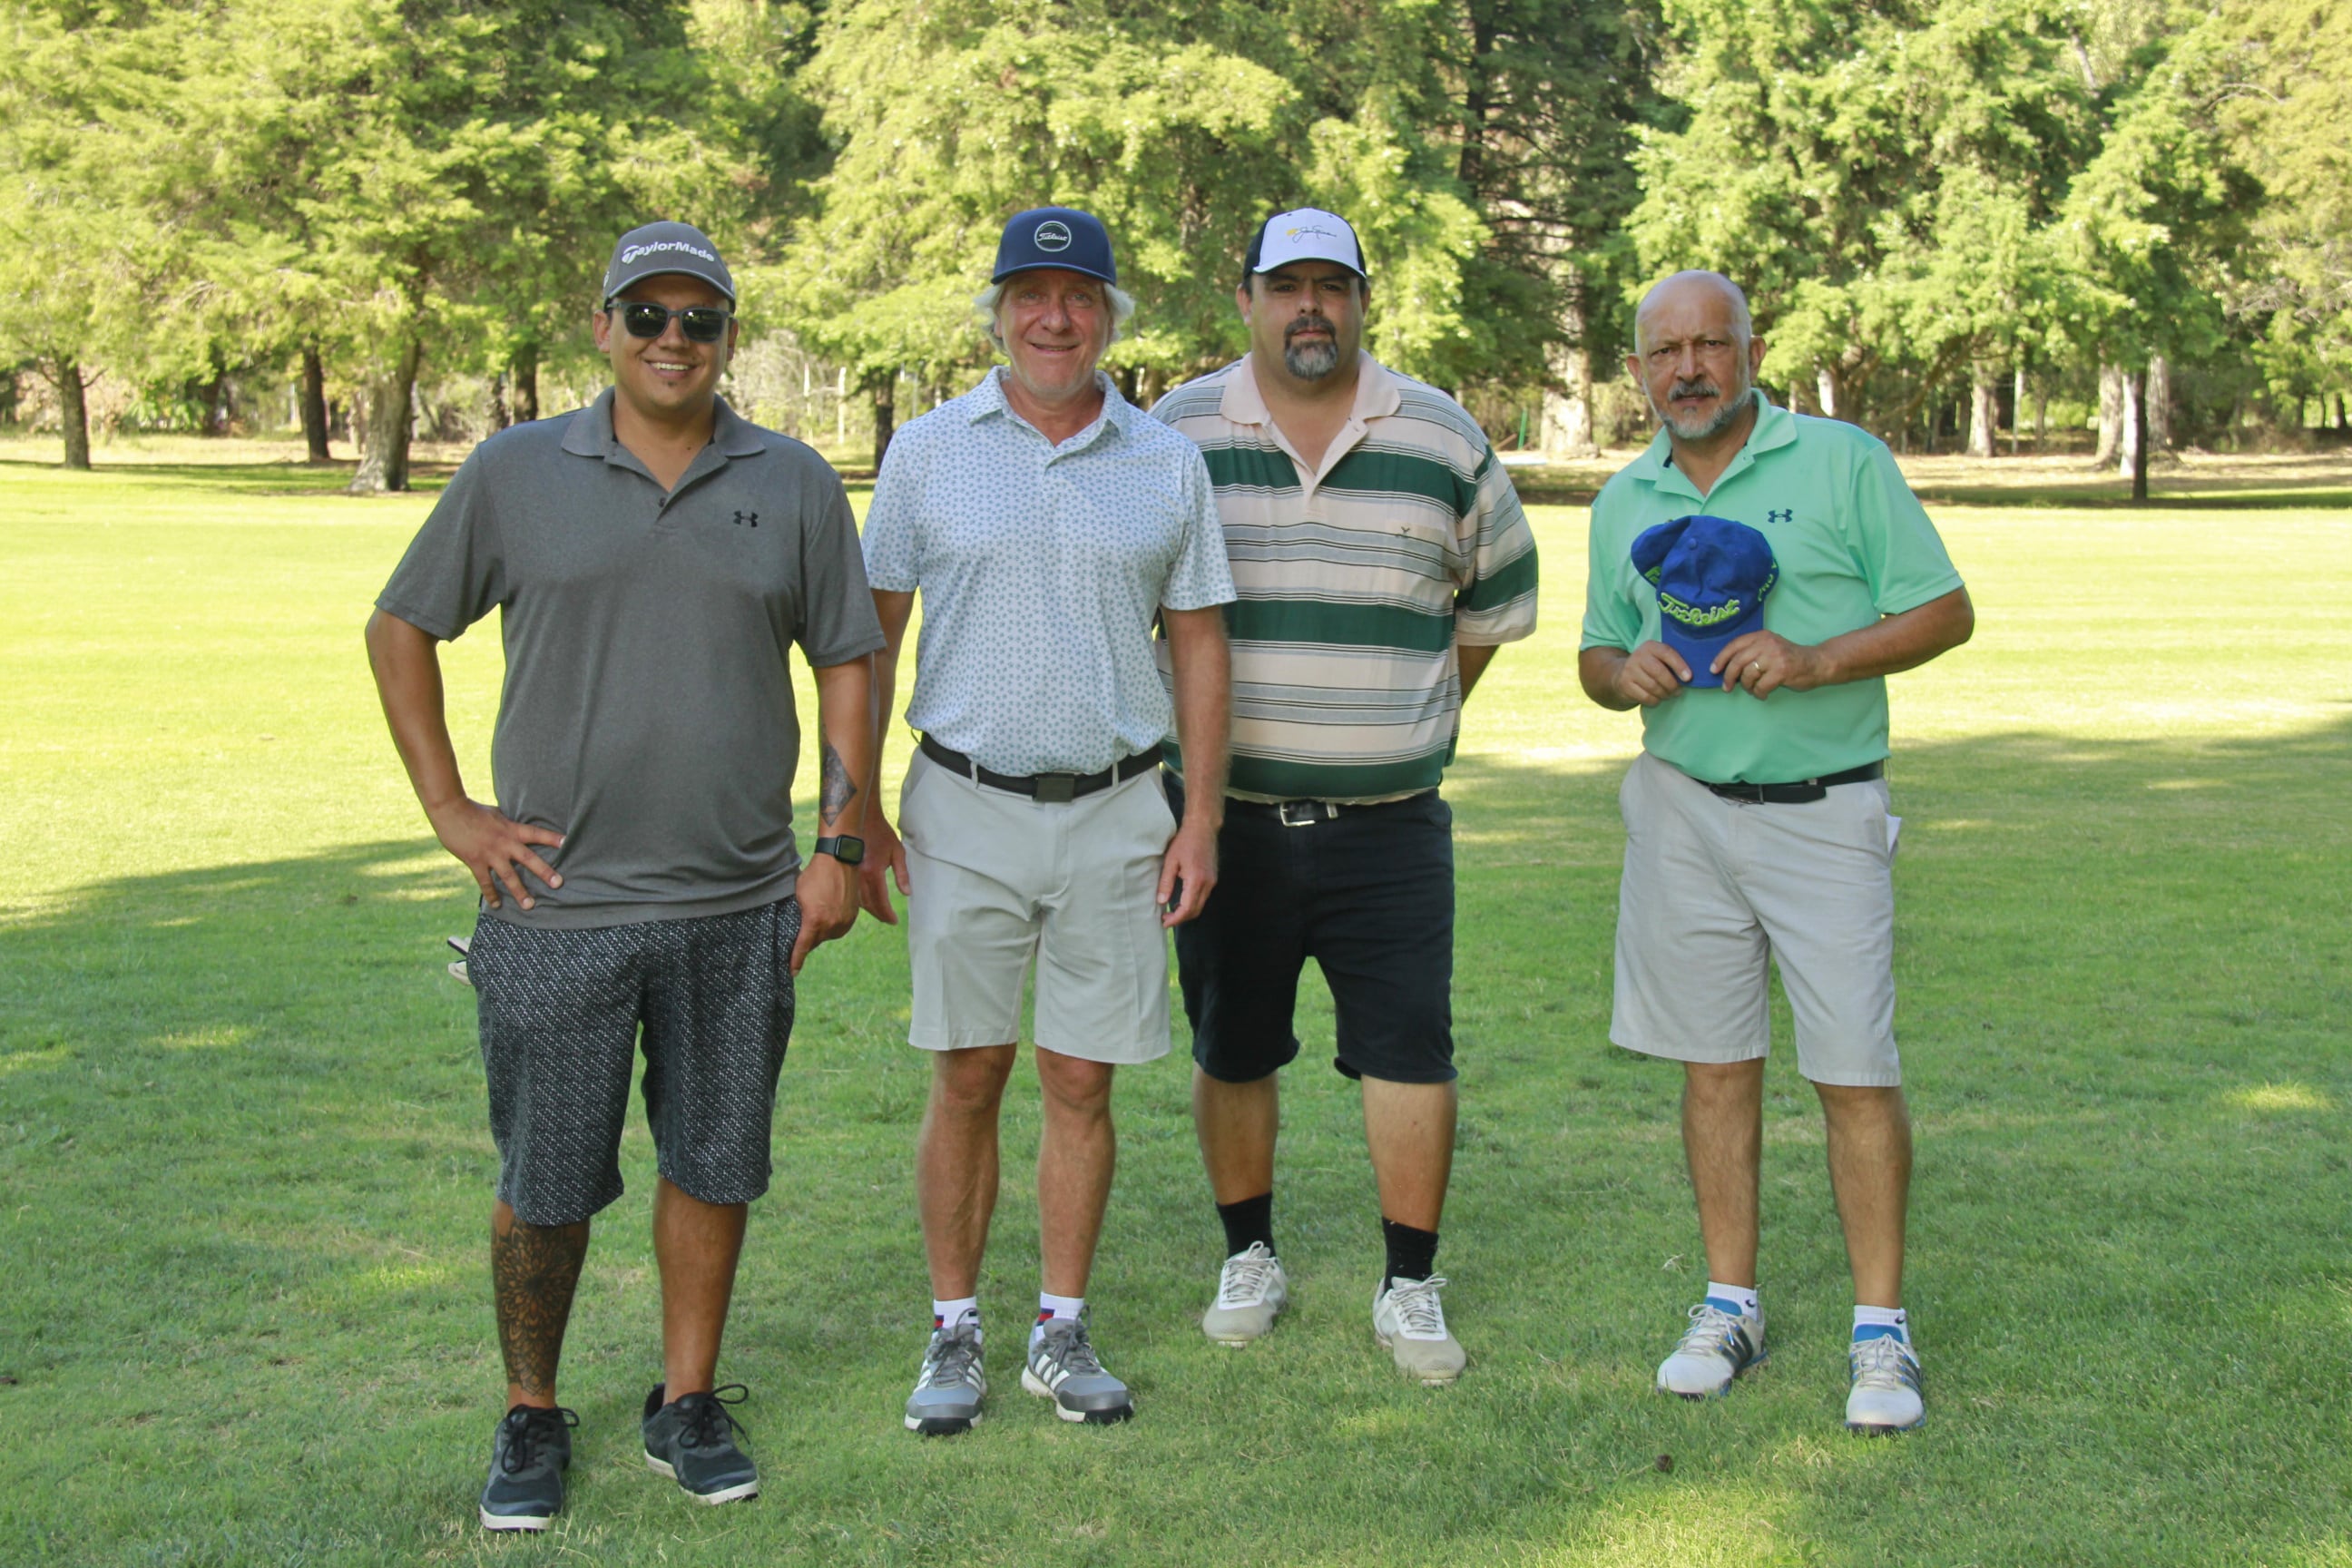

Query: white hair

[973,276,1137,347]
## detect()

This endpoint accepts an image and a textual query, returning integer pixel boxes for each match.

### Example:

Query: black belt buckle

[1276,800,1333,827]
[1034,773,1078,804]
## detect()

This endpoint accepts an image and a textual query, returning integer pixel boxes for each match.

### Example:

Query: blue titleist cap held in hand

[992,206,1117,285]
[1631,514,1779,689]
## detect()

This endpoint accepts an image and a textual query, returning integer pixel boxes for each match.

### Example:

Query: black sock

[1381,1218,1438,1289]
[1217,1192,1275,1258]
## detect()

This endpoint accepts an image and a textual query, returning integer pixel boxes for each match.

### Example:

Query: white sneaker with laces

[1844,1332,1924,1433]
[1655,1301,1767,1398]
[1202,1242,1289,1345]
[1372,1275,1465,1385]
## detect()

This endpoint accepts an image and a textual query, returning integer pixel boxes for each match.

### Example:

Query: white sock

[1853,1304,1908,1343]
[1033,1291,1084,1342]
[932,1297,979,1338]
[1706,1280,1759,1319]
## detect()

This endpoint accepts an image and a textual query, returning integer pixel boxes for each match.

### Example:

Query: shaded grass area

[2,462,2349,1565]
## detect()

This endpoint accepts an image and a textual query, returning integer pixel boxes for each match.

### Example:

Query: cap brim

[990,260,1117,285]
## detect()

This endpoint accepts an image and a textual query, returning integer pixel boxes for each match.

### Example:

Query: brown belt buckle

[1034,773,1078,804]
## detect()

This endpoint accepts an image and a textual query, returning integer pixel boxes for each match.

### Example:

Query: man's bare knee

[1034,1048,1115,1116]
[930,1044,1016,1119]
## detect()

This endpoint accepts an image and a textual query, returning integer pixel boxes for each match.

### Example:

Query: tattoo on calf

[491,1217,589,1397]
[819,740,858,825]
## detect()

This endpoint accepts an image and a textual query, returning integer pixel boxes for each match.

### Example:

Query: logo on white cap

[1034,220,1073,252]
[1254,208,1366,277]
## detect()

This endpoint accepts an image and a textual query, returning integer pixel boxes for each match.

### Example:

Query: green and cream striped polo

[1152,353,1539,802]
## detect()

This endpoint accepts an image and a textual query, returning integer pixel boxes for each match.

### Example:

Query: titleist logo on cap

[621,239,719,265]
[1034,220,1073,251]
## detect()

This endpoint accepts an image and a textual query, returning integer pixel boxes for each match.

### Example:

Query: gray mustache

[1669,379,1720,400]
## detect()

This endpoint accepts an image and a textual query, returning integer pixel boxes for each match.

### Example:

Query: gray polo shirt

[377,390,885,929]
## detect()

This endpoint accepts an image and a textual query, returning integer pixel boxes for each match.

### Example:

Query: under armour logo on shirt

[1766,508,1793,525]
[731,511,760,528]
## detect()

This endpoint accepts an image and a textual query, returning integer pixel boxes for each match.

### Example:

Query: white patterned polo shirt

[863,368,1236,777]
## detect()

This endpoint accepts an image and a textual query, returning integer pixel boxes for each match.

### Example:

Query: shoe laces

[1673,1301,1750,1360]
[1387,1276,1450,1337]
[919,1327,982,1388]
[1848,1336,1920,1391]
[1039,1318,1104,1377]
[677,1383,750,1449]
[1218,1243,1280,1306]
[498,1405,577,1475]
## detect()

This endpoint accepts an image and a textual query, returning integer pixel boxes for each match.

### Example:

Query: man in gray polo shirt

[368,220,882,1529]
[857,207,1234,1435]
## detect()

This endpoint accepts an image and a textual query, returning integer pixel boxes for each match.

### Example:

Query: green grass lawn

[1,444,2347,1567]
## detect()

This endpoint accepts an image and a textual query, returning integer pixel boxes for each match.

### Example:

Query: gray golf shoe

[1201,1242,1289,1346]
[904,1321,986,1436]
[1021,1314,1134,1424]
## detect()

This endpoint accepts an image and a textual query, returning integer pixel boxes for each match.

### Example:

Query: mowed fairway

[1,445,2347,1567]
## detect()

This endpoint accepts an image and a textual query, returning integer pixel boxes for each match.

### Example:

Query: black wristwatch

[812,835,866,866]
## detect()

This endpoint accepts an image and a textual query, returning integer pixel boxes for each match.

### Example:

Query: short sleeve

[1453,444,1539,645]
[1849,443,1965,614]
[796,468,888,666]
[861,431,923,593]
[374,447,505,641]
[1580,490,1645,652]
[1157,446,1236,612]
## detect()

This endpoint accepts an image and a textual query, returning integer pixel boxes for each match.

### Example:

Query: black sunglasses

[606,300,733,343]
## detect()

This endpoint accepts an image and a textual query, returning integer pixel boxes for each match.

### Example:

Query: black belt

[1691,760,1883,804]
[1225,789,1437,828]
[919,734,1161,803]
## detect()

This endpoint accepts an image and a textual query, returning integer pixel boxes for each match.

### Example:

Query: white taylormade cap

[1245,208,1367,279]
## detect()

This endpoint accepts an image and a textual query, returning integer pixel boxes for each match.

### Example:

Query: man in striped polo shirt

[1152,209,1538,1384]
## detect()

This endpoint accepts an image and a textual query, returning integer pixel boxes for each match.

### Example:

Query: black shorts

[1170,779,1455,1085]
[469,897,801,1227]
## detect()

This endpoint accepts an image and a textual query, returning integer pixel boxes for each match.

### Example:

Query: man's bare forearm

[1163,606,1230,822]
[811,656,876,837]
[365,609,467,814]
[1812,588,1975,684]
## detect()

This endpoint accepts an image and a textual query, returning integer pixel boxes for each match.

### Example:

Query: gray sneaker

[1202,1242,1289,1346]
[1372,1275,1466,1386]
[905,1321,986,1436]
[642,1383,760,1505]
[478,1403,576,1532]
[1021,1315,1134,1424]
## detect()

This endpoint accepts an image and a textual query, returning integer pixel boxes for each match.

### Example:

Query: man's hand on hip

[789,852,859,974]
[1714,630,1830,700]
[427,798,565,911]
[1159,812,1219,927]
[858,808,911,924]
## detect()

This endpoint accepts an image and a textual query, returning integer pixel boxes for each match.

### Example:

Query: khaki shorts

[898,749,1176,1064]
[1610,750,1901,1087]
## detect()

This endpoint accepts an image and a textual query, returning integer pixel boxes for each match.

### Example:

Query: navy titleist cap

[1631,514,1779,689]
[993,207,1116,285]
[602,220,735,305]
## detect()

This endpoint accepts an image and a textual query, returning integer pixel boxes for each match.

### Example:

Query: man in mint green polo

[1580,270,1973,1435]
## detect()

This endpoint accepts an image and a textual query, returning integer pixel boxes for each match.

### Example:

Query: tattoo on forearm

[491,1216,589,1397]
[819,740,859,824]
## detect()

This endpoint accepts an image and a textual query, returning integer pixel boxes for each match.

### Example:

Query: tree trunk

[54,357,92,470]
[2034,382,2048,449]
[1967,370,1998,458]
[2094,363,2124,466]
[512,348,539,424]
[1816,366,1838,420]
[2147,355,2171,452]
[872,376,897,469]
[2130,365,2150,503]
[348,338,422,494]
[299,345,331,462]
[2010,363,2025,456]
[489,371,510,431]
[1541,338,1599,458]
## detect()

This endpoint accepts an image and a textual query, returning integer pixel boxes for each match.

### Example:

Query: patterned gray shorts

[468,897,801,1226]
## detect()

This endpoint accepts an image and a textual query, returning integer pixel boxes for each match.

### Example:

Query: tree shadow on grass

[5,717,2349,1563]
[0,456,456,497]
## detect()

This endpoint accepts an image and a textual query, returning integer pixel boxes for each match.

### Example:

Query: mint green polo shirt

[1582,394,1964,783]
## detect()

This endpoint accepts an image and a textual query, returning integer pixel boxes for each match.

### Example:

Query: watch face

[818,836,865,866]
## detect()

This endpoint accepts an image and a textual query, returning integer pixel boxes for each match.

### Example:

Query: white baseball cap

[1245,208,1367,279]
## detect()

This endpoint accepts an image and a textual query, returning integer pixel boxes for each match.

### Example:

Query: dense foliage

[0,0,2338,483]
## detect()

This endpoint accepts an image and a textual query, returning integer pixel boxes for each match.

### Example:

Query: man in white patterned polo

[1152,208,1538,1384]
[858,207,1234,1433]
